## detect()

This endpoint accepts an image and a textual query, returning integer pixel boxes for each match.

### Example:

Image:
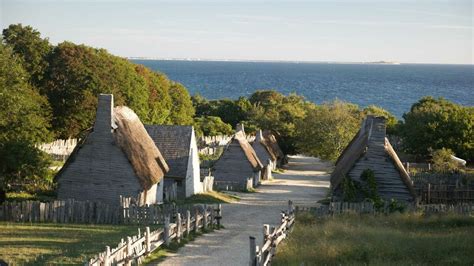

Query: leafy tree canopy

[2,24,52,86]
[295,100,363,161]
[399,97,473,160]
[194,116,233,136]
[363,105,398,134]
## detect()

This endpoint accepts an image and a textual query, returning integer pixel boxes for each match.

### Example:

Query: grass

[141,229,208,264]
[0,222,158,265]
[272,168,285,174]
[173,191,240,205]
[6,191,56,202]
[273,212,474,265]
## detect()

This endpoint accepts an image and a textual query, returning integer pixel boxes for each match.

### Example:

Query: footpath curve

[159,155,331,266]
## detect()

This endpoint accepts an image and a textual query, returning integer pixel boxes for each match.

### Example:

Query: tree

[0,43,52,198]
[2,24,52,86]
[399,97,473,160]
[363,105,398,134]
[431,148,459,173]
[42,42,150,137]
[248,91,307,154]
[194,116,233,136]
[168,82,195,125]
[295,100,362,161]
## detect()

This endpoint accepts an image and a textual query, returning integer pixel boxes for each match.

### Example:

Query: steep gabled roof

[262,130,285,160]
[145,125,193,179]
[234,130,263,170]
[55,94,169,191]
[331,116,416,199]
[252,130,276,166]
[113,106,169,190]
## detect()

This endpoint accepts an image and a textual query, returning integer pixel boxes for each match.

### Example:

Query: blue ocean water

[133,60,473,117]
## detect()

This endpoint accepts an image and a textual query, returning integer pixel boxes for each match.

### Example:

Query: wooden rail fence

[88,204,223,266]
[249,201,295,266]
[0,199,207,225]
[296,202,474,217]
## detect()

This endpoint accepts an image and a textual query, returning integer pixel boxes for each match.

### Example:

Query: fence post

[164,215,171,246]
[145,226,151,254]
[428,183,431,204]
[194,208,200,232]
[126,236,132,266]
[263,224,270,244]
[249,236,257,266]
[288,200,293,215]
[176,212,182,243]
[203,205,208,230]
[216,204,222,228]
[104,246,111,266]
[186,210,191,236]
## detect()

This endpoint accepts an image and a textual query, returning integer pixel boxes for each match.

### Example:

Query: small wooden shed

[331,116,416,202]
[56,94,169,205]
[252,130,277,180]
[145,125,201,199]
[213,125,263,191]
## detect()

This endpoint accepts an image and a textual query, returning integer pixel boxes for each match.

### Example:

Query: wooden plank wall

[0,199,207,225]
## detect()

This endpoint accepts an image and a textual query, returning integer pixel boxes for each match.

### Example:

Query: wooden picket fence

[0,199,204,225]
[88,204,223,266]
[296,201,474,217]
[249,201,295,266]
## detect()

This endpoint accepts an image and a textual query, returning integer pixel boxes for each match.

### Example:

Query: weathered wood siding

[348,118,413,201]
[57,95,154,206]
[213,138,255,187]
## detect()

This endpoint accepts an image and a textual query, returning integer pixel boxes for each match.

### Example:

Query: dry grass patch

[273,212,474,265]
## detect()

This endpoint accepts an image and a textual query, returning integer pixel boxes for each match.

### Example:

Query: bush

[432,148,460,173]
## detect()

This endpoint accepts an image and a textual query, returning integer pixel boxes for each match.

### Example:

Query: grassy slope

[0,223,156,265]
[273,212,474,265]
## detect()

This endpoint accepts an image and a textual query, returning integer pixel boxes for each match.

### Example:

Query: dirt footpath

[159,156,331,266]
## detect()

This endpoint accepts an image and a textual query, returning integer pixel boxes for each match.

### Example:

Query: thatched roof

[262,130,285,160]
[113,106,169,190]
[145,125,193,179]
[331,116,416,199]
[252,130,277,166]
[235,130,263,170]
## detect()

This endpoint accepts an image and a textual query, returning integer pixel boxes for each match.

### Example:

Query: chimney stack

[94,94,115,134]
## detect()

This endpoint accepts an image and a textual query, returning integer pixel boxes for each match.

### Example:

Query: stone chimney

[94,94,115,134]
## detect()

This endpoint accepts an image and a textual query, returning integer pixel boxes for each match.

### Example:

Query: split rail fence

[0,199,207,225]
[249,201,295,266]
[88,204,222,266]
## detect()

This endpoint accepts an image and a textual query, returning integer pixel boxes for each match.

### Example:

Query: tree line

[1,24,472,200]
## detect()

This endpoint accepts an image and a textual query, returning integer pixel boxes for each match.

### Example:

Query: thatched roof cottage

[331,116,416,202]
[213,124,263,191]
[252,130,277,180]
[56,94,169,205]
[145,125,201,199]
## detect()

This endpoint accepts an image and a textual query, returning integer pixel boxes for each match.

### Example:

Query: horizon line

[127,57,473,65]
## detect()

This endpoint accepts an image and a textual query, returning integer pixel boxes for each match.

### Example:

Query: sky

[1,0,473,64]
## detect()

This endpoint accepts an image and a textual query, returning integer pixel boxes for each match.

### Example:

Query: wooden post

[216,204,222,228]
[186,210,191,236]
[145,227,151,254]
[288,200,293,215]
[176,213,182,243]
[126,236,132,266]
[428,183,431,204]
[194,208,200,232]
[104,246,111,266]
[164,215,171,246]
[210,206,215,228]
[249,236,257,266]
[203,205,208,230]
[263,224,270,244]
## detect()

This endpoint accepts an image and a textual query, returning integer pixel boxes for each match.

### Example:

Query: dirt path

[159,155,331,266]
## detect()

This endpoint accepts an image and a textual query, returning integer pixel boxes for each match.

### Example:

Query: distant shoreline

[128,58,472,66]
